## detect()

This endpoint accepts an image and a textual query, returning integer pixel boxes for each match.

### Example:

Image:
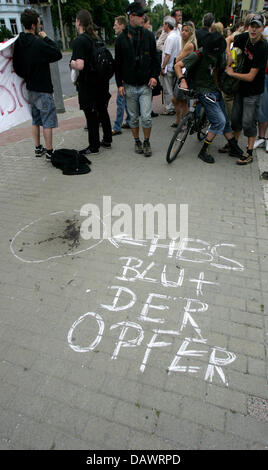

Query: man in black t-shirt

[226,14,268,165]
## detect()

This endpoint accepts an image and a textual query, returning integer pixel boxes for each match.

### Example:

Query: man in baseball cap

[115,2,160,156]
[225,11,268,164]
[249,13,265,27]
[126,2,148,16]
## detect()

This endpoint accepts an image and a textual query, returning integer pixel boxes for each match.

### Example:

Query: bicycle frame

[166,89,209,164]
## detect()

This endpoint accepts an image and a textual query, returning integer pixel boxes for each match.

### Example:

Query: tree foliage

[51,0,128,44]
[51,0,234,47]
[0,26,13,42]
[174,0,233,28]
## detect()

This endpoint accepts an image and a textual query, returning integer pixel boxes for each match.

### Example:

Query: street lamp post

[163,0,166,17]
[57,0,66,50]
[41,5,65,113]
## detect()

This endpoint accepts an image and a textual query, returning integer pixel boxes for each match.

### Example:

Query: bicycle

[166,90,209,164]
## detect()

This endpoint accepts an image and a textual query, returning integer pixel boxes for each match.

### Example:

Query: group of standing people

[160,9,268,165]
[12,3,268,169]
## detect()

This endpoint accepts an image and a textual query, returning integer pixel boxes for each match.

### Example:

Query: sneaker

[253,138,265,149]
[45,149,53,161]
[229,141,247,158]
[135,140,143,154]
[143,140,152,157]
[198,147,215,164]
[35,145,45,157]
[100,141,112,149]
[79,146,99,155]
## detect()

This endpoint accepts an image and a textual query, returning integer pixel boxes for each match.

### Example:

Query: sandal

[171,122,179,128]
[236,155,253,165]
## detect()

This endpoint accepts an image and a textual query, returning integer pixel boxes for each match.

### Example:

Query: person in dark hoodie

[115,2,160,157]
[13,8,62,160]
[70,9,112,155]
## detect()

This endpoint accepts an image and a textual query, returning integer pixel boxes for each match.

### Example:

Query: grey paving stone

[1,92,268,450]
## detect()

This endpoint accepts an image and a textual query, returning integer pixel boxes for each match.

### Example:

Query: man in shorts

[13,8,62,160]
[226,13,268,164]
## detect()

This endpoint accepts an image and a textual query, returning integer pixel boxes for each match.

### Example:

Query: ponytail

[76,10,98,39]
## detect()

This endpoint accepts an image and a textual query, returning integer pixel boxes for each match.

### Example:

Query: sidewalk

[0,85,268,450]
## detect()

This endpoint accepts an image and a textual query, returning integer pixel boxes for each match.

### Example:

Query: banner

[0,36,31,134]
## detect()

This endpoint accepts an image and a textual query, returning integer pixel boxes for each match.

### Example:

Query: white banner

[0,36,31,134]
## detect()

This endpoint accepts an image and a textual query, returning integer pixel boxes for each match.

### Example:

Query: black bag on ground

[51,149,91,175]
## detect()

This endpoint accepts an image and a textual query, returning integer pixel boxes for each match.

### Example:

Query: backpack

[184,50,203,88]
[51,149,91,175]
[219,46,247,97]
[87,37,115,81]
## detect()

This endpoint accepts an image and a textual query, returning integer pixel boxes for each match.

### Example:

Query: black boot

[198,140,215,163]
[228,138,246,158]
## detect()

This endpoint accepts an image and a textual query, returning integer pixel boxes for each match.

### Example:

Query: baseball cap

[203,32,226,55]
[249,13,265,27]
[126,2,147,16]
[164,16,176,28]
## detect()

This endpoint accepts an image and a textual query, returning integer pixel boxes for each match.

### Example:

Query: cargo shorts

[28,91,58,129]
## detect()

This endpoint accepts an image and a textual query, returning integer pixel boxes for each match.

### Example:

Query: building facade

[0,0,29,35]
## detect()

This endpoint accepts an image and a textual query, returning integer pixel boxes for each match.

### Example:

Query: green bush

[0,26,13,42]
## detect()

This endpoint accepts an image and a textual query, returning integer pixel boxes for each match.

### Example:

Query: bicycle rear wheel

[166,114,192,164]
[197,107,209,141]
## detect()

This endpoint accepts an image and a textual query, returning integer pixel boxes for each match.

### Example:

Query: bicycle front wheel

[166,114,192,164]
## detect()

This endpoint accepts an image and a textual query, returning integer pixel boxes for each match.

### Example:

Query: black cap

[249,14,264,27]
[126,2,147,16]
[203,32,226,55]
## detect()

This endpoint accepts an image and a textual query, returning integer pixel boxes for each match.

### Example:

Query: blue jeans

[113,92,130,132]
[124,84,152,129]
[199,91,231,135]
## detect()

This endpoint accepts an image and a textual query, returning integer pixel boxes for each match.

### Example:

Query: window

[0,19,6,28]
[10,19,18,35]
